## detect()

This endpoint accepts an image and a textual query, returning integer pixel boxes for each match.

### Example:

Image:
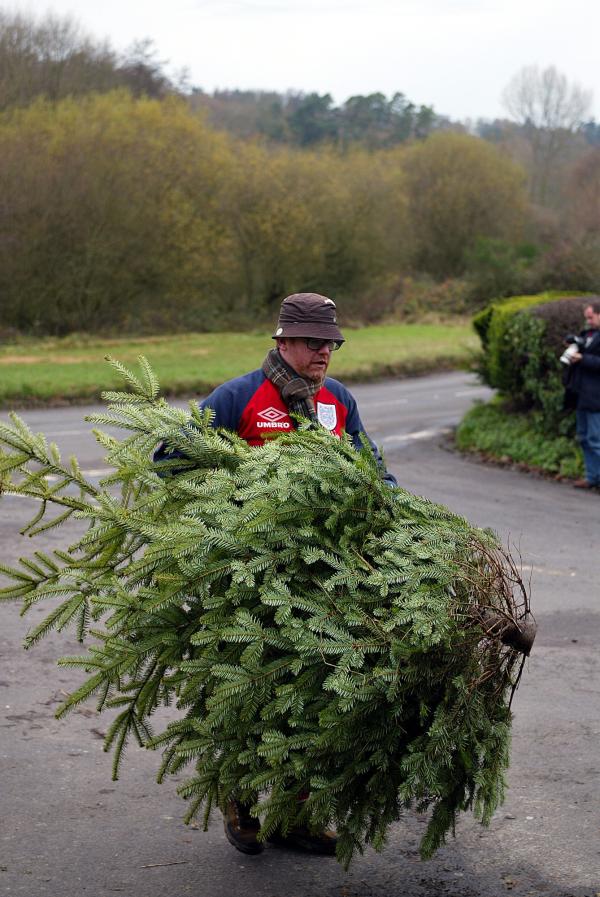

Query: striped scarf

[262,349,321,426]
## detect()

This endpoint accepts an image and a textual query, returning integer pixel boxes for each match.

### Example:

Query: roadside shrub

[532,295,592,350]
[474,292,558,393]
[472,292,589,434]
[473,291,582,390]
[523,296,596,432]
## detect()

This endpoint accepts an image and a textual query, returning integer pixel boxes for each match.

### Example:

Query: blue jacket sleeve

[199,382,243,430]
[153,373,259,468]
[153,389,238,469]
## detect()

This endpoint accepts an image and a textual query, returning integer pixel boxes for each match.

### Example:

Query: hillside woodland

[1,10,599,336]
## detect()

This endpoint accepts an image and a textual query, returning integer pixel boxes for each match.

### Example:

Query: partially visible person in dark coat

[565,300,600,489]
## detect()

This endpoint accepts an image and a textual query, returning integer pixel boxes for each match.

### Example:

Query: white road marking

[365,386,490,411]
[523,565,577,578]
[44,429,91,437]
[454,389,492,397]
[381,427,451,445]
[2,469,113,497]
[44,468,112,480]
[364,398,409,409]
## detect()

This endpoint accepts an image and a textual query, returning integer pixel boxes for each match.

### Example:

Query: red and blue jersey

[198,369,396,485]
[155,369,396,486]
[201,370,351,445]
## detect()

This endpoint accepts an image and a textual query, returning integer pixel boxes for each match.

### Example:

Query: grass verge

[455,400,584,479]
[0,322,477,407]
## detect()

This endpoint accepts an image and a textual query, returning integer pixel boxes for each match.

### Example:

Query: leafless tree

[503,65,591,131]
[502,65,593,206]
[0,10,175,111]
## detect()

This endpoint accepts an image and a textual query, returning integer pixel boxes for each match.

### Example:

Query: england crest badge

[317,402,337,430]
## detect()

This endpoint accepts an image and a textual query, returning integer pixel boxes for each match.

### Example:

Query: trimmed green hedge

[473,291,583,391]
[473,291,590,434]
[462,291,598,478]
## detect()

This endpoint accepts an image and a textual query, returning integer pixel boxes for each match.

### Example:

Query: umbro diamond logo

[258,407,288,422]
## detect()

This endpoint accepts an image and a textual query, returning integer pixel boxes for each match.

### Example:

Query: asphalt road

[1,372,598,897]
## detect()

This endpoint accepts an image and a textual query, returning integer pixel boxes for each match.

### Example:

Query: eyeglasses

[303,338,342,352]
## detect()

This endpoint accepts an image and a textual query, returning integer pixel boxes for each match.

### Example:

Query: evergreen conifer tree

[0,358,534,866]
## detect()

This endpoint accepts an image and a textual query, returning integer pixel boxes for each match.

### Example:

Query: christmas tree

[0,358,534,866]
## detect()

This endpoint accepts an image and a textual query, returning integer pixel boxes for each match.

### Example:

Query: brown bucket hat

[272,293,345,343]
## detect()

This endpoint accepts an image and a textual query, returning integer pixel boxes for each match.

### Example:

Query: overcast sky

[14,0,600,121]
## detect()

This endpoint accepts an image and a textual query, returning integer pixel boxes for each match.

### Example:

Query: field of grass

[0,322,478,407]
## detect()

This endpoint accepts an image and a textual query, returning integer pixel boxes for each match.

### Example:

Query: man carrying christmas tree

[156,292,396,854]
[157,292,396,486]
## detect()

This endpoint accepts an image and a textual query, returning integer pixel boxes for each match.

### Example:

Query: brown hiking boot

[573,478,593,489]
[223,799,264,855]
[267,825,338,855]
